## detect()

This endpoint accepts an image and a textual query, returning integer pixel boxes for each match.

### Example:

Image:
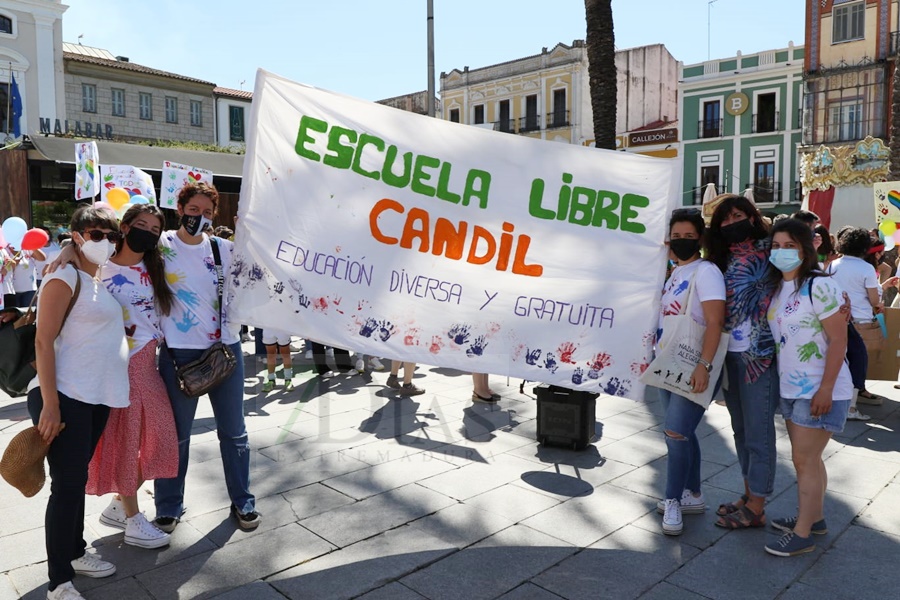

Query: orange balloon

[107,188,130,210]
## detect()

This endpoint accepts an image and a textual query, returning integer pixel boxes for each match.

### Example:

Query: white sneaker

[847,407,871,421]
[47,581,84,600]
[124,512,171,549]
[99,496,126,530]
[657,489,706,515]
[354,357,366,372]
[369,357,385,371]
[662,498,683,535]
[71,552,116,578]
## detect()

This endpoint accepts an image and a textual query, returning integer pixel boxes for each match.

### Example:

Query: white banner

[229,70,679,398]
[74,141,99,201]
[160,161,213,210]
[99,164,157,204]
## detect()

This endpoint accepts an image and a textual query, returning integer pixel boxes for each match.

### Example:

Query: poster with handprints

[159,161,213,210]
[227,70,680,399]
[873,181,900,224]
[99,165,157,205]
[74,142,99,201]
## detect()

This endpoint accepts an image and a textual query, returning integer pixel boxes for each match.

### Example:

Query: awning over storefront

[26,135,244,177]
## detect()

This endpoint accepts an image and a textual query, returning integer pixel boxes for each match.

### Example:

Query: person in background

[472,373,500,404]
[213,226,234,241]
[153,182,260,533]
[814,225,839,270]
[654,209,726,537]
[261,329,294,392]
[29,206,129,600]
[765,219,851,557]
[33,227,60,288]
[311,341,355,376]
[0,244,14,309]
[87,204,178,550]
[791,210,820,230]
[829,228,881,418]
[705,194,779,530]
[386,360,425,396]
[11,244,45,307]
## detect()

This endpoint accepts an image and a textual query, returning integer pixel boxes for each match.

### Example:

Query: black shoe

[153,516,179,533]
[472,392,499,404]
[231,505,261,530]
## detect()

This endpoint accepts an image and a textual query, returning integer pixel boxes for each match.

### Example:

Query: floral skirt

[87,340,178,496]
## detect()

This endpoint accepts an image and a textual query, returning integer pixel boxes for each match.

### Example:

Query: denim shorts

[779,397,850,433]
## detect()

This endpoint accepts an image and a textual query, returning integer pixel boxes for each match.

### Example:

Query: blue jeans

[722,352,779,497]
[659,389,707,500]
[845,324,867,391]
[154,342,255,518]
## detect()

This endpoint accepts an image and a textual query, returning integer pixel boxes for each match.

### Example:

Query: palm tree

[585,0,616,150]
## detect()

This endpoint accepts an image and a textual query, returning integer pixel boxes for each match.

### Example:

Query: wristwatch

[697,358,713,373]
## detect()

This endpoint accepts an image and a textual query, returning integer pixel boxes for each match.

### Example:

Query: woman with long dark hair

[765,219,852,556]
[87,204,178,549]
[705,194,779,529]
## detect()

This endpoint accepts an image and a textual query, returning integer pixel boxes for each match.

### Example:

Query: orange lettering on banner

[368,198,543,277]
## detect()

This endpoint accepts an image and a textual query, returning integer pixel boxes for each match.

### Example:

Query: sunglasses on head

[672,208,701,217]
[82,229,123,243]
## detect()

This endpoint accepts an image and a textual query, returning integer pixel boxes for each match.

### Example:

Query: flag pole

[5,62,11,136]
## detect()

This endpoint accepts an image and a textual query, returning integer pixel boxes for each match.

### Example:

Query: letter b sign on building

[725,92,749,116]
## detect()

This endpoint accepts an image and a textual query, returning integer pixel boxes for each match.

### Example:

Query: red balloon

[21,228,49,251]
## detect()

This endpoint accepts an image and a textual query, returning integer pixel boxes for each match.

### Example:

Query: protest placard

[99,165,157,204]
[160,161,213,209]
[74,141,99,201]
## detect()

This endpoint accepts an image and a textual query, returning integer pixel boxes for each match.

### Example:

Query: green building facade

[678,43,805,214]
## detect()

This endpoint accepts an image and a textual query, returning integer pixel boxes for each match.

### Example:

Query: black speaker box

[535,384,597,450]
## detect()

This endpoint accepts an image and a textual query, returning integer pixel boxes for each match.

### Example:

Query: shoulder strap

[679,270,700,316]
[62,271,81,325]
[209,238,224,336]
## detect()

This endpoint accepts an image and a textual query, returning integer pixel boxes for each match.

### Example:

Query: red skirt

[87,340,178,496]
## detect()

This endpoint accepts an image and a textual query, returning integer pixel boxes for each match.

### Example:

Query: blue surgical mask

[770,248,802,272]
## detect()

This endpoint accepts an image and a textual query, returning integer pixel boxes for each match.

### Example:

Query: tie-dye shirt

[159,232,240,349]
[101,260,162,357]
[767,277,853,400]
[724,239,778,383]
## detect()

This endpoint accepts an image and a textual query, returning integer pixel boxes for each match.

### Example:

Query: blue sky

[63,1,806,101]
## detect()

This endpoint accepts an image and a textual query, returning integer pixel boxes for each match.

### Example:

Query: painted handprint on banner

[571,367,584,385]
[448,324,471,345]
[466,335,488,357]
[544,353,559,374]
[525,348,542,366]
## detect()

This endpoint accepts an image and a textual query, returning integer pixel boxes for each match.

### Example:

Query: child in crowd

[262,329,294,392]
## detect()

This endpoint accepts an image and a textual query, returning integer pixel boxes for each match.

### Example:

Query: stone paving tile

[704,454,798,499]
[837,424,900,464]
[78,577,154,600]
[324,452,459,500]
[764,486,869,551]
[606,456,726,501]
[775,582,857,600]
[0,527,59,573]
[135,523,334,600]
[183,492,300,548]
[407,502,517,548]
[823,450,900,499]
[534,525,701,600]
[400,524,578,600]
[417,453,550,500]
[0,574,19,600]
[594,430,667,467]
[798,525,900,597]
[462,483,561,523]
[208,580,288,599]
[268,525,456,600]
[355,582,428,600]
[338,434,449,466]
[495,582,566,599]
[520,485,656,548]
[512,456,637,499]
[630,485,734,550]
[637,581,710,600]
[250,449,372,495]
[300,483,457,548]
[599,410,664,440]
[666,526,820,600]
[856,483,900,536]
[281,482,357,521]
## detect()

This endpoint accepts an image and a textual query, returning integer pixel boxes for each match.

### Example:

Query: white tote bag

[640,275,729,408]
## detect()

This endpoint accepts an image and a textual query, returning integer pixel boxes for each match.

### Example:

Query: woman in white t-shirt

[765,218,852,558]
[153,183,260,534]
[655,209,725,537]
[28,206,129,599]
[86,204,179,551]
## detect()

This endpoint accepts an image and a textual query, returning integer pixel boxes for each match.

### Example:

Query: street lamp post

[708,0,719,61]
[427,0,435,117]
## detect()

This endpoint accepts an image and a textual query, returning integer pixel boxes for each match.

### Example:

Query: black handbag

[175,238,237,397]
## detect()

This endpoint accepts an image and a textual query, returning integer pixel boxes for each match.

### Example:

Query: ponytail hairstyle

[119,204,174,316]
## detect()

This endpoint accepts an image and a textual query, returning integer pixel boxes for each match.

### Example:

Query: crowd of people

[1,185,895,597]
[654,197,892,559]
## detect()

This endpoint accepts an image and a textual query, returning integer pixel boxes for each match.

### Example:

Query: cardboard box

[867,308,900,381]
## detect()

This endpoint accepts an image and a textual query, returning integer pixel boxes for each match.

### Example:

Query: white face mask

[80,239,116,266]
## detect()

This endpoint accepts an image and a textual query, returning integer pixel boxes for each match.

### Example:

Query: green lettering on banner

[435,162,461,205]
[569,187,596,226]
[295,115,328,161]
[528,179,554,219]
[591,191,620,229]
[463,170,491,209]
[382,146,413,188]
[621,194,649,233]
[352,134,386,180]
[323,126,357,169]
[411,154,441,197]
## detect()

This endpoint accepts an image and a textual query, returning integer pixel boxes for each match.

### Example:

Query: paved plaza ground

[0,345,898,599]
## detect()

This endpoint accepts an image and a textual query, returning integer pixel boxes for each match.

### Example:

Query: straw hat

[0,426,51,497]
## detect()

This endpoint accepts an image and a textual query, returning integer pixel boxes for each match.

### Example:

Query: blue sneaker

[771,516,827,535]
[765,532,816,557]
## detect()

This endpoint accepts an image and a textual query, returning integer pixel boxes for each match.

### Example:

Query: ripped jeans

[154,342,255,518]
[659,389,707,500]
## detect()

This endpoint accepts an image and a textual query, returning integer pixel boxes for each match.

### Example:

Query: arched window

[0,15,12,35]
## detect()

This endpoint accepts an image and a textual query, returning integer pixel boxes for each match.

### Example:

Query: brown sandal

[716,494,749,517]
[715,505,766,529]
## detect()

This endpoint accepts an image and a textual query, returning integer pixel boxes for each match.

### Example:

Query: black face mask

[181,214,212,237]
[125,227,160,254]
[720,218,754,245]
[669,238,701,262]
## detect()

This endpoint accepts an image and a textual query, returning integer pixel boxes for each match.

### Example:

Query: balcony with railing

[751,111,781,133]
[518,115,541,133]
[494,119,516,133]
[892,31,900,56]
[698,119,723,138]
[749,181,781,204]
[547,110,570,129]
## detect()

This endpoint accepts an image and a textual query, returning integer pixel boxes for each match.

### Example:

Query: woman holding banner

[654,209,725,536]
[153,183,260,533]
[705,194,779,529]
